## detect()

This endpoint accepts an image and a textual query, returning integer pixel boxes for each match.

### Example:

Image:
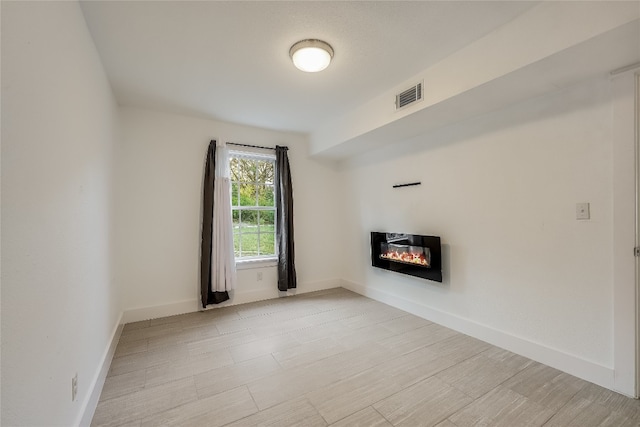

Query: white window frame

[229,150,277,266]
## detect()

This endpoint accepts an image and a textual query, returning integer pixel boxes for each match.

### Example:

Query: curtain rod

[226,142,288,151]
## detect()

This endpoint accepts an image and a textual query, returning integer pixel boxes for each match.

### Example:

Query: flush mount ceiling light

[289,39,334,72]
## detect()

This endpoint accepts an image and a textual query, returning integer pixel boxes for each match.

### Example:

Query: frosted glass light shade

[289,39,334,73]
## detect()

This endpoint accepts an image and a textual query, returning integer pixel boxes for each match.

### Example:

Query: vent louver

[395,82,423,110]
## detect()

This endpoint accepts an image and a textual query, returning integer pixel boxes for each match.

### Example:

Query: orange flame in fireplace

[380,250,429,266]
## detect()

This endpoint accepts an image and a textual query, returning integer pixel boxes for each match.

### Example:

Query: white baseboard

[77,311,124,427]
[122,299,198,324]
[122,278,342,323]
[340,279,616,393]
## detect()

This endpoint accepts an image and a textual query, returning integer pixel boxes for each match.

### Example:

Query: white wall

[339,75,634,392]
[1,2,121,426]
[117,108,342,321]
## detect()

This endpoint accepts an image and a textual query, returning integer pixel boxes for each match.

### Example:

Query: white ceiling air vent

[395,81,423,110]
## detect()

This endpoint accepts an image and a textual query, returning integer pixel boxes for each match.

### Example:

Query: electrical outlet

[257,272,263,281]
[72,374,78,402]
[576,202,590,220]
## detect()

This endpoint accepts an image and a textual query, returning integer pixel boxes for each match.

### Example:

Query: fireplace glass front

[380,243,431,268]
[371,232,442,282]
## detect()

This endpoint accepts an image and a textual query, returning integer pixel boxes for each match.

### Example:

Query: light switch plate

[576,202,590,220]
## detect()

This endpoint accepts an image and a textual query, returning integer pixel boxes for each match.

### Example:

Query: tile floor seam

[436,386,496,426]
[438,353,535,401]
[538,379,592,427]
[373,373,477,427]
[305,394,332,426]
[242,385,262,424]
[372,405,394,426]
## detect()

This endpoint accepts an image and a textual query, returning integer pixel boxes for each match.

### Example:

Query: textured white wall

[116,108,343,318]
[1,2,121,425]
[339,76,631,387]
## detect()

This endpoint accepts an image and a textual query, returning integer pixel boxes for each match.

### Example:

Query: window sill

[235,257,278,270]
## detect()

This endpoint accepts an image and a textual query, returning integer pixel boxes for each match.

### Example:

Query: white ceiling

[80,1,539,134]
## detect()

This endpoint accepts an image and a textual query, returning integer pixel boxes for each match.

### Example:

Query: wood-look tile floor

[92,288,640,427]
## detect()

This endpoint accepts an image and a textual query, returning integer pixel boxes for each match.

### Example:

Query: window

[229,151,276,260]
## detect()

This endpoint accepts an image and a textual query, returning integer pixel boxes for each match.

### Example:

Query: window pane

[241,233,259,257]
[231,182,239,206]
[229,154,277,261]
[256,160,274,184]
[259,210,275,227]
[259,232,275,256]
[240,210,258,232]
[230,157,241,182]
[234,158,256,183]
[240,183,257,206]
[257,185,274,207]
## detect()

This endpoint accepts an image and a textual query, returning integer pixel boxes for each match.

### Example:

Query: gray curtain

[200,140,230,307]
[275,146,297,291]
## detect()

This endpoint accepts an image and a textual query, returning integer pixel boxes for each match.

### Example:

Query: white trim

[611,71,638,397]
[636,71,640,398]
[229,149,276,160]
[341,279,619,394]
[122,299,198,324]
[236,257,278,270]
[77,311,124,427]
[122,278,342,323]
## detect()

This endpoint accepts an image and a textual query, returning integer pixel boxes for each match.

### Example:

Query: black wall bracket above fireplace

[371,232,443,282]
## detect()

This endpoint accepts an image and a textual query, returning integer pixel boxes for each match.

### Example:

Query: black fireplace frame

[371,232,443,282]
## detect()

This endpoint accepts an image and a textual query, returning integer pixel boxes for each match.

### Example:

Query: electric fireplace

[371,232,442,282]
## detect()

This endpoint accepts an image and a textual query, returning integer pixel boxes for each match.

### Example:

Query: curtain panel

[211,141,237,292]
[275,146,297,291]
[200,140,236,307]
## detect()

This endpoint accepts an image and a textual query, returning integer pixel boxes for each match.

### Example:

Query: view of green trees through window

[230,154,276,259]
